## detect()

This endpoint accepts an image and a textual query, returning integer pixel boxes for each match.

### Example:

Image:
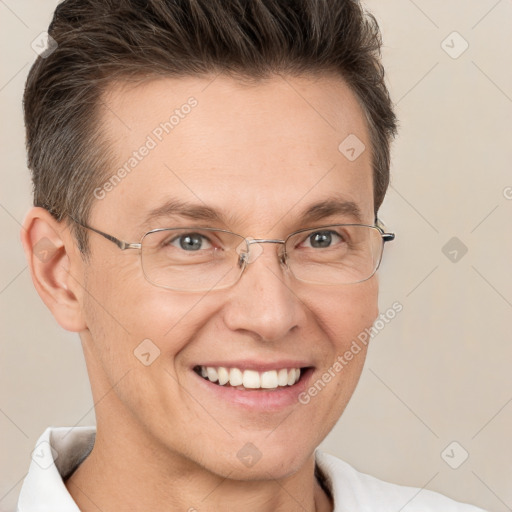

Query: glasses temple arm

[69,217,140,250]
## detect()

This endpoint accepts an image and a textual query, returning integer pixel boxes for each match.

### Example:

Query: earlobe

[21,207,87,332]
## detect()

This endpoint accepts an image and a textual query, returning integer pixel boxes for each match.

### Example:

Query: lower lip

[192,368,314,411]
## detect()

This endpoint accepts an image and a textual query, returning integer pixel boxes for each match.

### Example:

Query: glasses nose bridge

[241,238,287,266]
[248,238,285,245]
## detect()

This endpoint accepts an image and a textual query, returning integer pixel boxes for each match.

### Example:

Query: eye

[302,230,344,249]
[168,233,213,251]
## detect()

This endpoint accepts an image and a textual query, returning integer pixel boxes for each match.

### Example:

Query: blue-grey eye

[173,233,212,251]
[305,230,343,249]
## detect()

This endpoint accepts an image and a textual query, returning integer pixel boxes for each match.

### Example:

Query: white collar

[18,426,95,512]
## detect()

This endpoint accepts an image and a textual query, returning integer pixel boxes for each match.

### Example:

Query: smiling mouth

[193,365,307,390]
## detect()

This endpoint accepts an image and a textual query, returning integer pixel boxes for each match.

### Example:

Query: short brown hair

[24,0,397,253]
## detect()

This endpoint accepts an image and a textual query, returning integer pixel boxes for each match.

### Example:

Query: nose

[222,241,306,342]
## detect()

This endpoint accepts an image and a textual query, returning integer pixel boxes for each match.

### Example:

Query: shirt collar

[17,426,95,512]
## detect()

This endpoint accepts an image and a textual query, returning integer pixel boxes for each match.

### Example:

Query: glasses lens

[141,228,246,292]
[285,225,384,285]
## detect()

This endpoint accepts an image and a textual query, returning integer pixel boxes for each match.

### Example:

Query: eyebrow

[140,196,364,230]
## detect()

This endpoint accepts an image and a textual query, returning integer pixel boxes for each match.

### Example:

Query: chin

[197,437,316,482]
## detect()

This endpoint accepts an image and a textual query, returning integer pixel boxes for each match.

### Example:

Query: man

[17,0,485,510]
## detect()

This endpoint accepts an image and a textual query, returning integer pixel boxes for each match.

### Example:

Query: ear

[21,207,87,332]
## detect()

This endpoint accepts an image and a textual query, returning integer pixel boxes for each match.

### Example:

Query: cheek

[305,276,379,349]
[82,261,219,372]
[80,269,221,421]
[292,278,379,447]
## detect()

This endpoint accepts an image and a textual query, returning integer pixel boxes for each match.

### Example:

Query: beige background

[1,1,511,511]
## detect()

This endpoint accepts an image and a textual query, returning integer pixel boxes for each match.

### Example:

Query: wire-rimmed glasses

[72,221,395,292]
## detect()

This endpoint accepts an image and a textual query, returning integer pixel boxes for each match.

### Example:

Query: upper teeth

[198,366,301,389]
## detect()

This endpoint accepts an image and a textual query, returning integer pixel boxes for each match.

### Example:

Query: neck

[65,419,332,512]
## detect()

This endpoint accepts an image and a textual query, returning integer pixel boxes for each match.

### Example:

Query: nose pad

[278,248,289,269]
[235,237,264,266]
[237,252,247,269]
[234,240,291,280]
[235,239,248,269]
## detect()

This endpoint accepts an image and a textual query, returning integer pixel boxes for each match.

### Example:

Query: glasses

[72,220,395,292]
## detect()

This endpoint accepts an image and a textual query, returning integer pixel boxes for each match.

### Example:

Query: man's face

[75,74,378,479]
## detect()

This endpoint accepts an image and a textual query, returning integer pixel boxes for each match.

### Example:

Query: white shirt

[17,427,487,511]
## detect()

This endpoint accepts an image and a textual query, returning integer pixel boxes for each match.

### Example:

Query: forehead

[95,74,374,233]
